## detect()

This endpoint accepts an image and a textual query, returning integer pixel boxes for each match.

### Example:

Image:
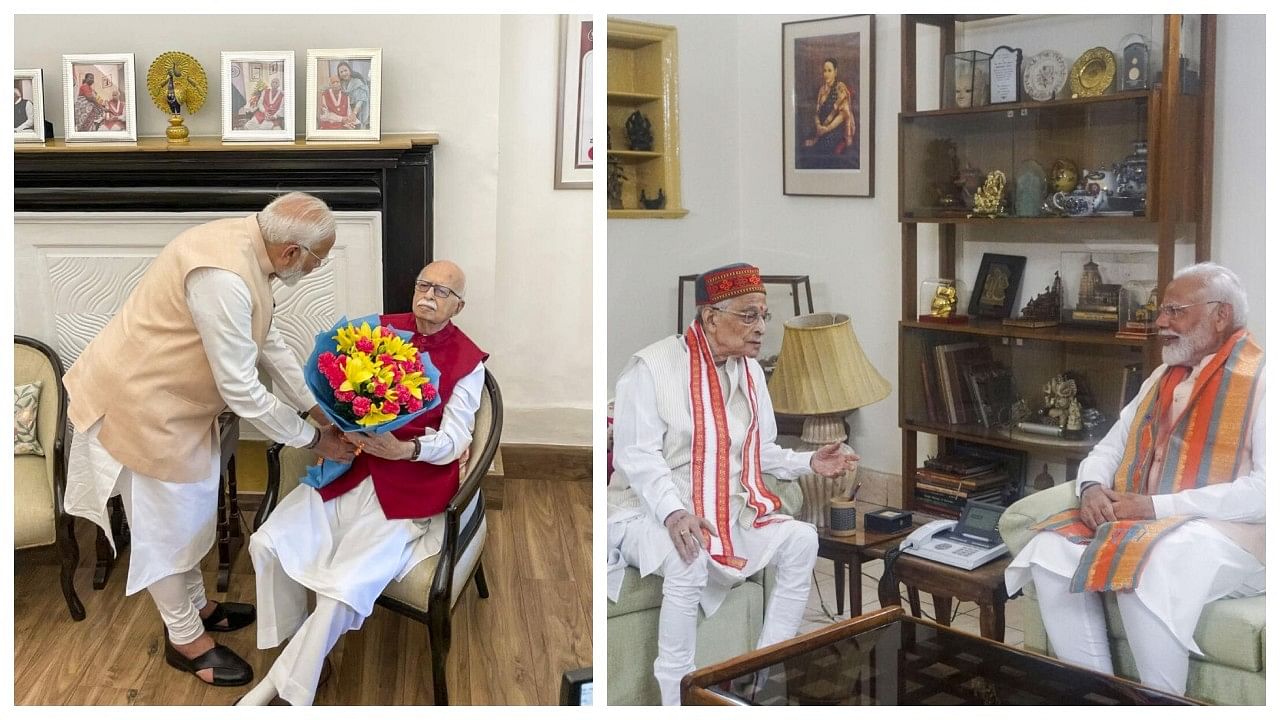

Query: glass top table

[682,607,1195,706]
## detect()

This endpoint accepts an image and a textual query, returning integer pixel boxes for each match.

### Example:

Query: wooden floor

[13,476,592,706]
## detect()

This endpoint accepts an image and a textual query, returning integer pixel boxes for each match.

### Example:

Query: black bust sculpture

[625,110,654,151]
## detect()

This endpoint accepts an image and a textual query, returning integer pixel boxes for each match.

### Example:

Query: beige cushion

[381,553,440,612]
[14,454,56,548]
[14,380,44,455]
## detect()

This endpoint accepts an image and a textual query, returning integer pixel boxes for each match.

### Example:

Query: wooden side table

[815,502,918,617]
[216,412,242,592]
[867,546,1012,642]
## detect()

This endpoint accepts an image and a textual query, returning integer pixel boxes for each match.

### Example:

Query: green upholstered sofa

[606,476,802,705]
[999,482,1266,705]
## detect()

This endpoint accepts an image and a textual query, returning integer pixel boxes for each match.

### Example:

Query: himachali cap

[695,263,765,305]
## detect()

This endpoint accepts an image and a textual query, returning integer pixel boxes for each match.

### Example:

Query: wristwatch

[305,426,322,449]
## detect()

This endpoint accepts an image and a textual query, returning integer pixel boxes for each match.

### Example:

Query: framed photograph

[305,48,381,141]
[14,68,47,143]
[221,51,295,142]
[62,53,137,142]
[555,14,593,189]
[782,14,875,197]
[968,253,1027,319]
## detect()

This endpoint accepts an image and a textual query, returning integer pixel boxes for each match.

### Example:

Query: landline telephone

[898,500,1009,570]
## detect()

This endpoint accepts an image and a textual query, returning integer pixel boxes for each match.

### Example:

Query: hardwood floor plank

[13,476,591,706]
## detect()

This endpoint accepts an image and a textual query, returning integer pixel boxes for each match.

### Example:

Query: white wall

[14,14,592,445]
[610,14,1266,476]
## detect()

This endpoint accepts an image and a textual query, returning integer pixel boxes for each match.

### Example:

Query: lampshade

[767,312,891,417]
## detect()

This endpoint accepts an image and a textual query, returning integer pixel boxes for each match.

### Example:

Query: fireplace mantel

[14,133,438,313]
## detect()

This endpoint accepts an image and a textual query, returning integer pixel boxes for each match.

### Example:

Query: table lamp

[767,312,891,526]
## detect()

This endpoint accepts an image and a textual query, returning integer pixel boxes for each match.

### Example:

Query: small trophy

[147,51,207,144]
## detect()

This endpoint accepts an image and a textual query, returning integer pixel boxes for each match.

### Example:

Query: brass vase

[166,114,190,144]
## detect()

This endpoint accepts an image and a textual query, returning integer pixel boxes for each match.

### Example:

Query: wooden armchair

[14,335,84,620]
[256,369,503,705]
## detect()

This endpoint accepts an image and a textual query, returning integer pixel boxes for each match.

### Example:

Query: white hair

[1174,261,1248,329]
[257,192,336,251]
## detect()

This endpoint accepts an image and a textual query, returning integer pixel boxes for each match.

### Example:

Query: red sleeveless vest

[318,315,488,520]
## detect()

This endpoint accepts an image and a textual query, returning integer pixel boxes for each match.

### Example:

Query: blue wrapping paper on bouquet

[299,314,442,489]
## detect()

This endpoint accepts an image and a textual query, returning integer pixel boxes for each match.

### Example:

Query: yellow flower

[339,352,377,393]
[357,403,399,426]
[379,333,416,362]
[399,371,428,399]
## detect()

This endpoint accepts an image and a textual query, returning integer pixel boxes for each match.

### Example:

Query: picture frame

[782,14,875,197]
[62,53,137,142]
[989,45,1022,104]
[14,68,47,143]
[968,253,1026,319]
[221,51,295,142]
[305,48,381,142]
[555,14,593,189]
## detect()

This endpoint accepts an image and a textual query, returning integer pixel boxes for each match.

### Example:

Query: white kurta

[1007,353,1266,653]
[606,350,814,615]
[250,360,483,644]
[64,268,316,594]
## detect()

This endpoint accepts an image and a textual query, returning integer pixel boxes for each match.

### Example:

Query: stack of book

[919,342,1014,429]
[913,454,1011,519]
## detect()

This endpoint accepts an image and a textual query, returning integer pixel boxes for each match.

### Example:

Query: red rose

[352,396,372,417]
[335,389,355,403]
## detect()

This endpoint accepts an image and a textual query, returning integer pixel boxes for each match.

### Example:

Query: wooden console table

[869,546,1012,642]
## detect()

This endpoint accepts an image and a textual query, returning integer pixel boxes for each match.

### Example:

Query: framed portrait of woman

[62,53,137,142]
[782,15,875,197]
[305,48,381,142]
[14,68,47,143]
[221,51,295,142]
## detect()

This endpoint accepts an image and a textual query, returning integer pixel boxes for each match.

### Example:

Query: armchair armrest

[763,473,803,518]
[998,482,1080,555]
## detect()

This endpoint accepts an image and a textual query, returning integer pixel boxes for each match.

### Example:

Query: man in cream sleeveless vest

[1006,263,1265,696]
[63,192,356,688]
[606,263,860,705]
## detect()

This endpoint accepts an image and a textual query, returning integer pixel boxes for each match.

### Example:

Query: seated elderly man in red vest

[1006,262,1265,697]
[238,260,487,706]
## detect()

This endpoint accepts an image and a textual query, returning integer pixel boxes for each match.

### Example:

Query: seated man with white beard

[238,260,486,706]
[1005,262,1265,697]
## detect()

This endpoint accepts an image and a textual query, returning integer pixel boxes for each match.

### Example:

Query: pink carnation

[404,395,423,412]
[356,337,375,354]
[323,366,346,390]
[381,401,401,416]
[317,352,339,373]
[394,383,410,400]
[335,389,356,403]
[422,383,438,402]
[351,396,372,417]
[373,382,388,398]
[379,353,396,366]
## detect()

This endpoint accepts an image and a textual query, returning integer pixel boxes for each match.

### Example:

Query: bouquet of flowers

[300,314,442,488]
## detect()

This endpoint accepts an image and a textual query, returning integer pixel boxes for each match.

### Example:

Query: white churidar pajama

[64,268,316,643]
[241,362,483,706]
[606,341,818,706]
[1006,355,1266,696]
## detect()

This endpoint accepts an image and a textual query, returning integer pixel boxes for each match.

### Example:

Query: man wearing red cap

[607,263,859,705]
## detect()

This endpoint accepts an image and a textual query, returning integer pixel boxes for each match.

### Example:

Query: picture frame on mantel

[14,68,47,143]
[62,53,137,143]
[782,14,875,197]
[555,14,593,189]
[305,48,382,142]
[221,50,295,142]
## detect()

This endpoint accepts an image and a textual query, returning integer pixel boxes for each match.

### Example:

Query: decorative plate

[1069,47,1117,98]
[1022,50,1068,102]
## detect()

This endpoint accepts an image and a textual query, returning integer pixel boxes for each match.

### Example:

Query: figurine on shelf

[971,170,1007,217]
[1033,464,1055,491]
[1043,374,1078,430]
[1005,272,1062,328]
[1049,158,1079,193]
[640,188,666,210]
[1066,398,1084,432]
[930,281,958,318]
[607,156,627,210]
[625,110,654,151]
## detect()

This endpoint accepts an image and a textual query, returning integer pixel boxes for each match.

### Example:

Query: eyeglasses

[415,281,463,301]
[711,307,771,326]
[1156,300,1223,320]
[295,244,331,268]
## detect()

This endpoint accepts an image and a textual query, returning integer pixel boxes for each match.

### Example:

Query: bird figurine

[147,51,208,144]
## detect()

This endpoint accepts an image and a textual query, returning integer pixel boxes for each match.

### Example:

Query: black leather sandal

[202,601,257,633]
[164,639,254,687]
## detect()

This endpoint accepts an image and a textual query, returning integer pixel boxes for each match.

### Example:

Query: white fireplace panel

[15,211,383,441]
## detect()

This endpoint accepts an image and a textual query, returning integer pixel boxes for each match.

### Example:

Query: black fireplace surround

[14,136,435,313]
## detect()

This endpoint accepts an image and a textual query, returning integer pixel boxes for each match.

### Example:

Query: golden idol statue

[147,51,208,144]
[930,280,958,318]
[971,170,1007,217]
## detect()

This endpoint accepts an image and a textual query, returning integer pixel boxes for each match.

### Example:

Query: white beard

[275,258,307,287]
[1160,321,1217,366]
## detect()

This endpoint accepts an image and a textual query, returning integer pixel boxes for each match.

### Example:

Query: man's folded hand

[314,425,356,463]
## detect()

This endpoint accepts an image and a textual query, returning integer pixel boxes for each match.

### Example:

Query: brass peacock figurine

[147,51,208,143]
